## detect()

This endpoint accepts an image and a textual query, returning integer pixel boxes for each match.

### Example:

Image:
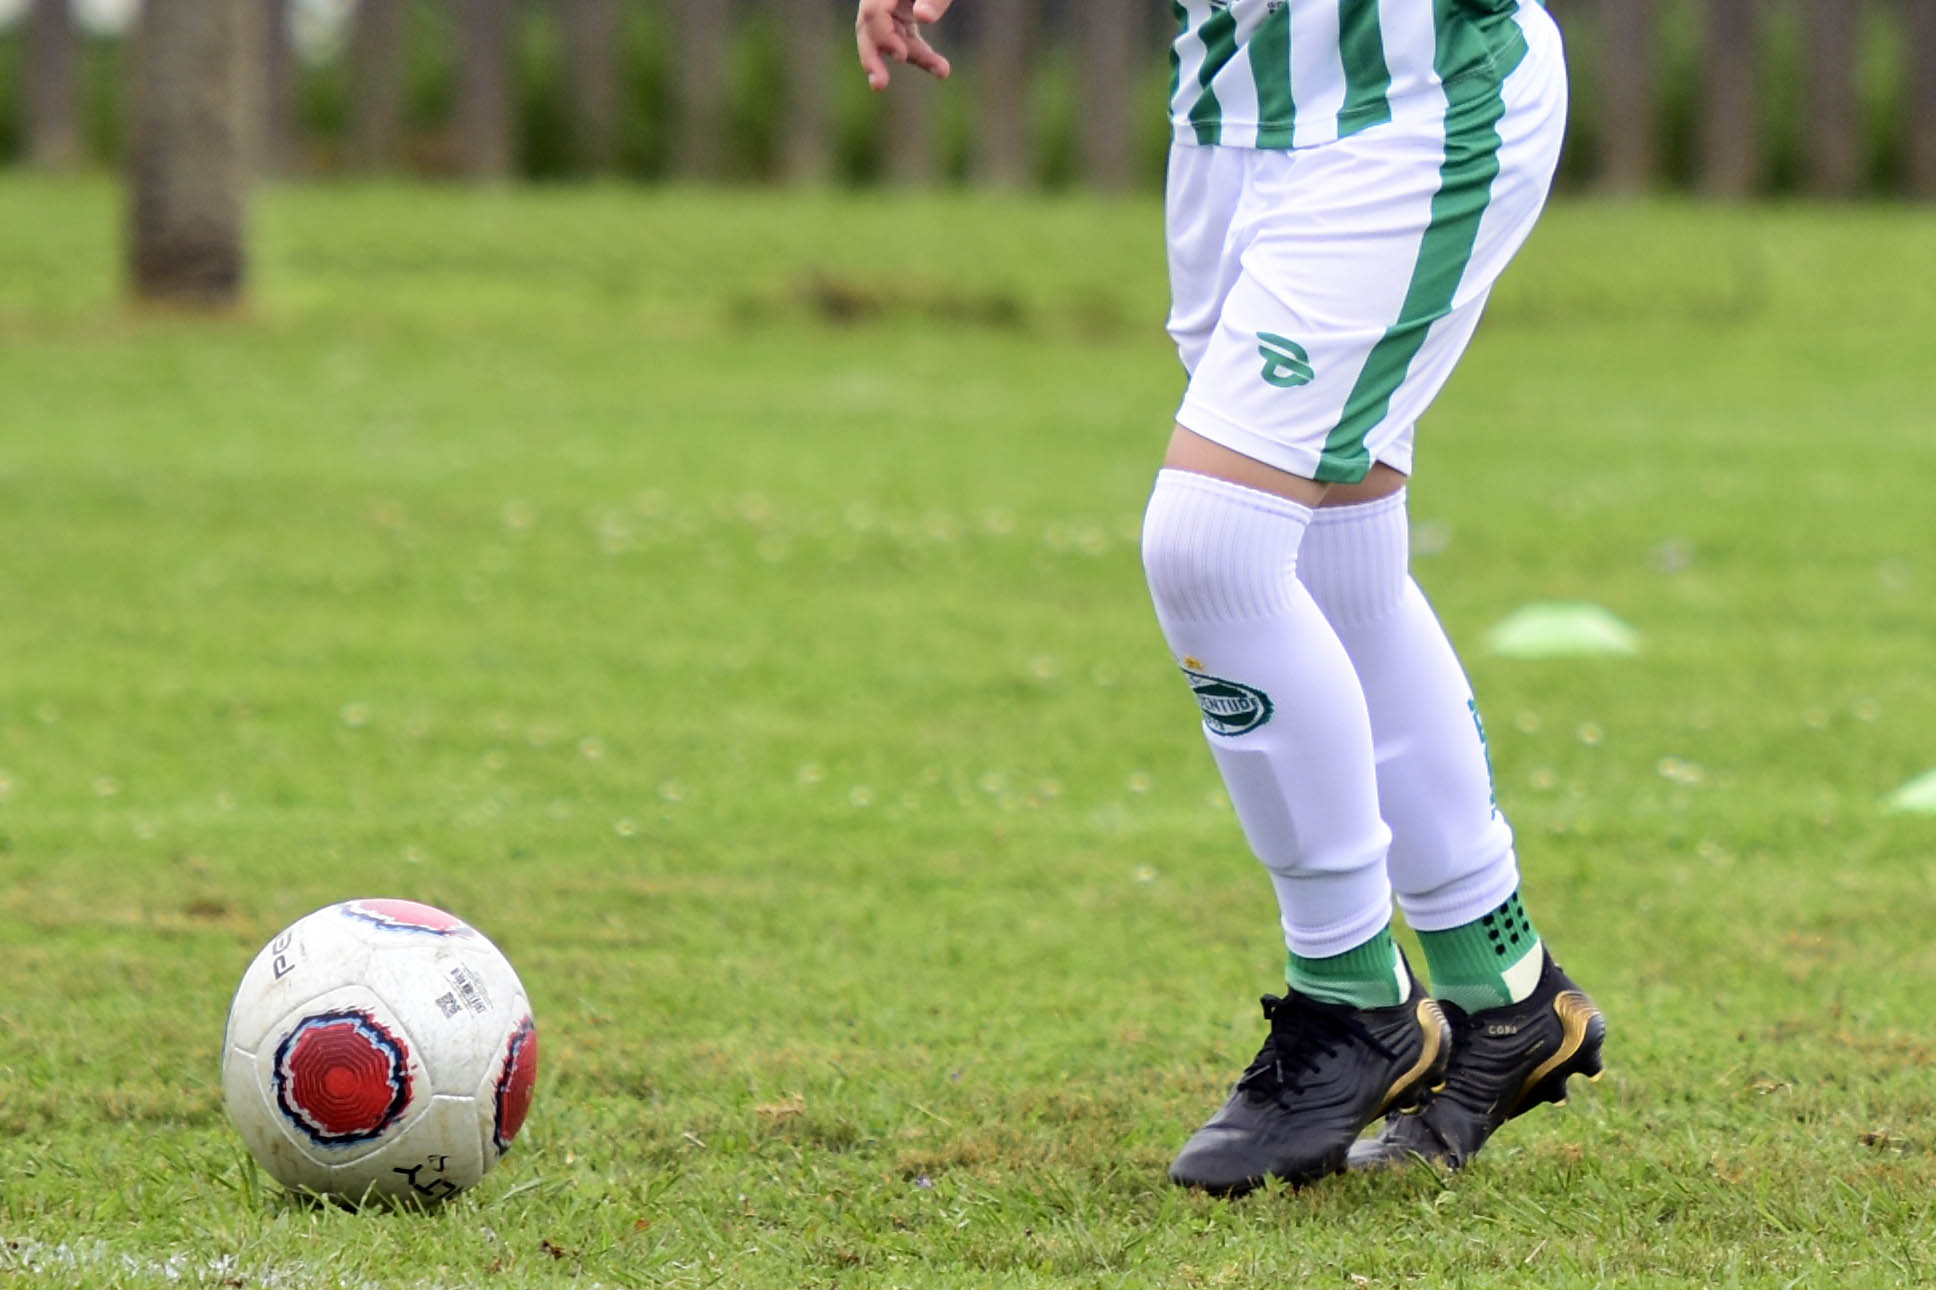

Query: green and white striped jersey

[1171,0,1537,150]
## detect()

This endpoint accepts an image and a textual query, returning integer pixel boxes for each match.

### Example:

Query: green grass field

[1,177,1933,1288]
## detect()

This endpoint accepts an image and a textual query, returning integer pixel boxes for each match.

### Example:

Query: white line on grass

[0,1239,622,1289]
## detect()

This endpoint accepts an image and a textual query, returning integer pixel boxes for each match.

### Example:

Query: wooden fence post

[1699,0,1759,197]
[350,0,407,171]
[671,0,731,177]
[24,0,81,168]
[128,0,255,307]
[1909,0,1936,196]
[1076,0,1135,189]
[562,0,622,172]
[779,0,835,183]
[259,0,297,175]
[1597,0,1657,192]
[454,0,515,178]
[1802,0,1860,194]
[974,0,1031,185]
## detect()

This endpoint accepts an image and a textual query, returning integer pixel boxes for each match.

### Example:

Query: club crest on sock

[1181,665,1274,737]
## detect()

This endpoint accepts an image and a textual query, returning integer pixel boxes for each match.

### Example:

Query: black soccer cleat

[1169,961,1451,1196]
[1347,950,1605,1172]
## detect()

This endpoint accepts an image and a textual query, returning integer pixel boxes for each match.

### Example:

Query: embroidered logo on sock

[1182,666,1274,737]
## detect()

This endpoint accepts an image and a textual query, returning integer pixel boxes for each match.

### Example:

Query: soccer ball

[222,899,538,1206]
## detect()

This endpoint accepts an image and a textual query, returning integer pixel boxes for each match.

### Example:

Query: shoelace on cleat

[1234,994,1398,1104]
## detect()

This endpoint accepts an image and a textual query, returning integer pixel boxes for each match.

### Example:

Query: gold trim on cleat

[1516,991,1601,1107]
[1378,1001,1450,1115]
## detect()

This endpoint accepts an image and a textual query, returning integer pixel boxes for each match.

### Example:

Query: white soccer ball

[222,899,538,1206]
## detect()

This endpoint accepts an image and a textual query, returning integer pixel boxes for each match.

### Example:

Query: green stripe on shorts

[1315,12,1530,483]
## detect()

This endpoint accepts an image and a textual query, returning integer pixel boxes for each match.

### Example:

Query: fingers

[855,3,908,90]
[856,0,951,90]
[900,27,951,79]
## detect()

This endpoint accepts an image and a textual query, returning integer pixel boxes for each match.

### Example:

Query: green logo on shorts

[1257,333,1314,388]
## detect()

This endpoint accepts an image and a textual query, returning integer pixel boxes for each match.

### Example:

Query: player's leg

[1295,1,1605,1171]
[1303,484,1534,1000]
[1159,149,1403,1016]
[1144,435,1400,995]
[1155,0,1604,1190]
[1323,494,1606,1174]
[1148,135,1477,1193]
[1144,439,1450,1196]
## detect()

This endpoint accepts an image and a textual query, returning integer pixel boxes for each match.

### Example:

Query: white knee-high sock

[1141,469,1394,960]
[1296,490,1521,933]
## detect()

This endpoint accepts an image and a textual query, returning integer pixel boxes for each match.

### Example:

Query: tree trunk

[883,77,937,185]
[259,0,297,175]
[562,0,620,173]
[1698,0,1758,197]
[1906,0,1936,196]
[454,0,516,178]
[1596,0,1656,192]
[351,0,408,171]
[1076,0,1134,189]
[1802,0,1859,194]
[975,0,1030,185]
[25,0,81,169]
[779,0,833,183]
[128,0,256,308]
[672,0,730,178]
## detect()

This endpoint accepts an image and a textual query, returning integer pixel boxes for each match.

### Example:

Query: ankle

[1417,890,1542,1012]
[1287,927,1409,1009]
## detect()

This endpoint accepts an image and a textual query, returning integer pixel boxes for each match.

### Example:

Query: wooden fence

[6,0,1936,195]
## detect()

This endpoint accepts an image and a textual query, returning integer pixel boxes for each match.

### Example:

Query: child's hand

[856,0,956,91]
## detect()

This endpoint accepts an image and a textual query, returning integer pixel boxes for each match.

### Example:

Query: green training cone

[1885,769,1936,815]
[1485,602,1641,659]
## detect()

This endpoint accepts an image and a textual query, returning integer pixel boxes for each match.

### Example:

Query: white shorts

[1166,3,1568,484]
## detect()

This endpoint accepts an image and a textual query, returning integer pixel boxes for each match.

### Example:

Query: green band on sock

[1417,890,1542,1012]
[1287,925,1407,1009]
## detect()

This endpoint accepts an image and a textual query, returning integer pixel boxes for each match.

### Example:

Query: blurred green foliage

[0,0,1923,193]
[1553,0,1917,194]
